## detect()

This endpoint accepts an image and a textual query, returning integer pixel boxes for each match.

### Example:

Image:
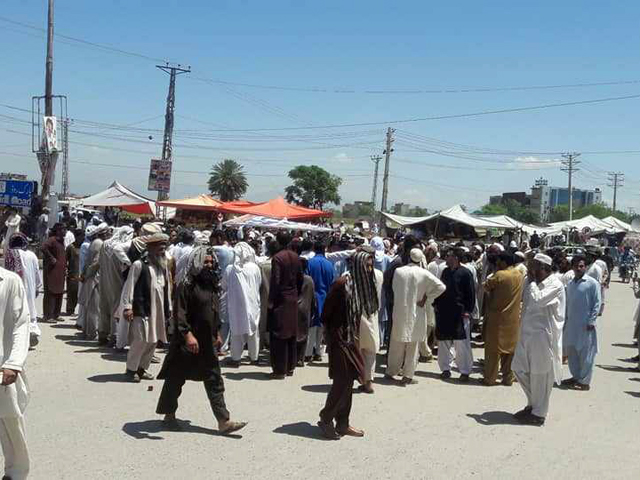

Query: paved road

[23,275,640,479]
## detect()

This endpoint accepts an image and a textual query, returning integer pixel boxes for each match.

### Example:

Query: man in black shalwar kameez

[156,246,247,435]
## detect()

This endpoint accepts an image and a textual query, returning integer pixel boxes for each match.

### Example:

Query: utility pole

[61,118,69,198]
[607,171,624,212]
[379,127,395,224]
[155,63,190,202]
[37,0,57,206]
[370,155,382,224]
[561,152,581,221]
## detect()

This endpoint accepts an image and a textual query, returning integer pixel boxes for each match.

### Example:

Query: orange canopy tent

[216,196,330,220]
[157,195,223,211]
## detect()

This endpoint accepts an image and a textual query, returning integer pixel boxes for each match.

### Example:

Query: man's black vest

[132,258,170,319]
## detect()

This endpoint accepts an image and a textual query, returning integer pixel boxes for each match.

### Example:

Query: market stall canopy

[550,215,623,235]
[382,205,504,229]
[157,194,223,211]
[217,196,330,220]
[223,214,333,232]
[479,215,524,230]
[601,216,639,233]
[79,181,156,216]
[379,211,433,227]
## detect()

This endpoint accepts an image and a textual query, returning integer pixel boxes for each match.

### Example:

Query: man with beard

[41,223,67,323]
[317,251,377,439]
[156,247,247,435]
[268,231,303,379]
[122,232,171,382]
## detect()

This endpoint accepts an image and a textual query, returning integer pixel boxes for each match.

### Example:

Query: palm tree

[208,159,248,201]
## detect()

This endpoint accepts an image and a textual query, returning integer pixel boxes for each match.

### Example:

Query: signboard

[0,179,36,208]
[148,159,172,192]
[43,116,58,152]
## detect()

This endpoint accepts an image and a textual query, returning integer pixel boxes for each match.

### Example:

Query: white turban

[534,253,552,266]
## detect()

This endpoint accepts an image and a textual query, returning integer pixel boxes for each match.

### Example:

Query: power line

[607,172,624,212]
[561,152,581,221]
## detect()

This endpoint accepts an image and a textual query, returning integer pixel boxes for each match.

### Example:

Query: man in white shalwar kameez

[387,249,446,385]
[2,207,21,252]
[122,233,171,382]
[3,233,42,349]
[512,253,565,426]
[0,266,31,480]
[99,226,134,346]
[224,242,262,365]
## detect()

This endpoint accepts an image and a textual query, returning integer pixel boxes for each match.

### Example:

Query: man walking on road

[512,253,565,426]
[156,247,247,435]
[41,223,67,323]
[562,255,602,391]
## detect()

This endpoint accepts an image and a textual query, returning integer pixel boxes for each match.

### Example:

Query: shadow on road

[122,419,234,440]
[49,323,80,330]
[624,391,640,398]
[611,343,636,349]
[301,384,331,393]
[629,377,640,382]
[466,411,521,426]
[100,353,127,363]
[273,421,326,440]
[596,364,637,373]
[414,370,444,381]
[224,371,272,381]
[87,373,131,383]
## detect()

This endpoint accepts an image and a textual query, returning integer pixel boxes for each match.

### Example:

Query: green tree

[284,165,342,209]
[207,159,248,201]
[475,200,540,224]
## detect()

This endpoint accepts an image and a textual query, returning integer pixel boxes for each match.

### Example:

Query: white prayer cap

[141,222,162,236]
[533,253,552,266]
[492,243,505,252]
[92,222,109,237]
[428,239,437,246]
[460,246,470,253]
[409,248,425,263]
[509,240,517,248]
[85,225,97,237]
[515,251,525,260]
[473,245,483,253]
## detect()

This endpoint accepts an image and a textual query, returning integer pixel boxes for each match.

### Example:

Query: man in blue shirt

[305,241,335,362]
[562,255,602,391]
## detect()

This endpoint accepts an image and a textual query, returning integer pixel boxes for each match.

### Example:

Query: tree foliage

[475,200,540,224]
[207,159,248,201]
[549,203,635,223]
[284,165,342,210]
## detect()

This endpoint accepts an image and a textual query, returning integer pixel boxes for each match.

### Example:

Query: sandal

[317,420,340,440]
[219,421,248,435]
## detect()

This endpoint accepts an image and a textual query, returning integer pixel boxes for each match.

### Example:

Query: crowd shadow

[629,378,640,383]
[611,343,636,349]
[618,357,639,363]
[466,411,521,426]
[414,370,444,381]
[100,353,127,363]
[304,361,329,368]
[596,364,637,373]
[87,373,131,383]
[122,419,234,441]
[49,323,80,330]
[624,391,640,398]
[301,384,331,393]
[223,371,272,382]
[273,421,326,441]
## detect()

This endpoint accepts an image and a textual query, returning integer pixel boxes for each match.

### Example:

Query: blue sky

[2,0,640,213]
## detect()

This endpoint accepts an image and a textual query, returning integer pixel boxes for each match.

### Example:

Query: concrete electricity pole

[156,63,190,202]
[370,155,382,224]
[379,127,395,224]
[607,171,624,212]
[561,152,581,221]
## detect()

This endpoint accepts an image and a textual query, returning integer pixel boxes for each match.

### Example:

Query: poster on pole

[148,159,172,192]
[43,116,58,152]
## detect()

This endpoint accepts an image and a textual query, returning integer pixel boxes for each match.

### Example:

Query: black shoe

[97,337,109,346]
[561,378,577,386]
[125,369,141,383]
[286,371,294,377]
[224,359,241,368]
[312,354,323,362]
[513,406,533,419]
[458,374,470,383]
[136,369,154,380]
[517,412,545,426]
[29,333,39,348]
[440,371,452,380]
[304,356,312,362]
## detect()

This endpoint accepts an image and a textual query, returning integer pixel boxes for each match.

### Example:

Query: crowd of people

[0,208,638,478]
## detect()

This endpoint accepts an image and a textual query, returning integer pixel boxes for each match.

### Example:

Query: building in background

[529,178,602,222]
[489,191,529,207]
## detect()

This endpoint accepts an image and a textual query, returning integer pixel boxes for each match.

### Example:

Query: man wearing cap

[562,255,601,391]
[481,252,525,386]
[512,253,565,426]
[387,248,446,385]
[121,232,171,382]
[41,223,68,323]
[65,229,85,316]
[80,223,110,339]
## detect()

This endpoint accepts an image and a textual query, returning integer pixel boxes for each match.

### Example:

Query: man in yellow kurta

[482,252,524,386]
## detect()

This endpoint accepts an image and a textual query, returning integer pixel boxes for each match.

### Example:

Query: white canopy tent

[601,216,639,233]
[550,215,624,235]
[223,214,333,232]
[79,181,158,216]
